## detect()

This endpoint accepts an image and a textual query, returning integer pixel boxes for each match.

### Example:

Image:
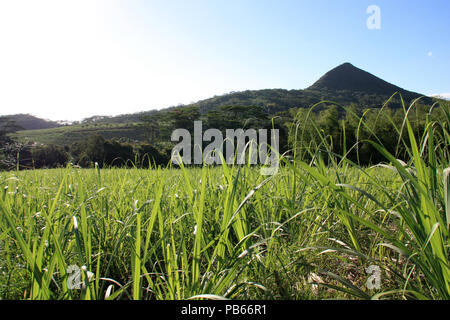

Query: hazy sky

[0,0,449,121]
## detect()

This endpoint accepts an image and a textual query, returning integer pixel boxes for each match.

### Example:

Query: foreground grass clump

[0,161,448,300]
[0,100,448,300]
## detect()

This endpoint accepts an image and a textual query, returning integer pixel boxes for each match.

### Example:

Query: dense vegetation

[0,98,448,300]
[2,98,446,171]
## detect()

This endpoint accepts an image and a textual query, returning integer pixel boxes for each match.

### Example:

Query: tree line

[0,133,171,170]
[287,102,449,165]
[1,101,448,170]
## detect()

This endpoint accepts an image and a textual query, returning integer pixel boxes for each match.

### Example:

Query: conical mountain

[187,63,431,114]
[307,62,423,98]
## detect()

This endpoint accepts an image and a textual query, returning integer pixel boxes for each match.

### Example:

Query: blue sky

[0,0,449,121]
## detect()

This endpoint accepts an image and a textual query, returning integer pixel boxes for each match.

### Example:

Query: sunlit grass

[0,98,448,300]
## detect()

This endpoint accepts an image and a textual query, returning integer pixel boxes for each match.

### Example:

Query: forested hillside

[1,62,443,171]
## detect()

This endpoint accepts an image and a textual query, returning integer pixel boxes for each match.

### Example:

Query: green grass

[0,100,449,300]
[11,122,149,145]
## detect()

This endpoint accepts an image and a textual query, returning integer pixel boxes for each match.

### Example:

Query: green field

[1,103,449,300]
[1,164,449,299]
[12,122,149,145]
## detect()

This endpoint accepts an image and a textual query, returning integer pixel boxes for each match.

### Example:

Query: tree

[167,106,200,130]
[103,140,134,167]
[85,134,106,165]
[136,144,169,168]
[31,144,68,168]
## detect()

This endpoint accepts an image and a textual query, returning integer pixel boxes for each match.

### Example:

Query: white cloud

[431,93,450,100]
[427,51,433,57]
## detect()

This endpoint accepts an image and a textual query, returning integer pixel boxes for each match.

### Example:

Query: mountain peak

[339,62,355,67]
[307,62,405,95]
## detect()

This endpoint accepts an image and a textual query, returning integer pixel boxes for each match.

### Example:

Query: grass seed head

[72,216,78,230]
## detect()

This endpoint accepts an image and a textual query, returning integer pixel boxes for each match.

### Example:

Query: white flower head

[105,285,114,299]
[73,216,78,230]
